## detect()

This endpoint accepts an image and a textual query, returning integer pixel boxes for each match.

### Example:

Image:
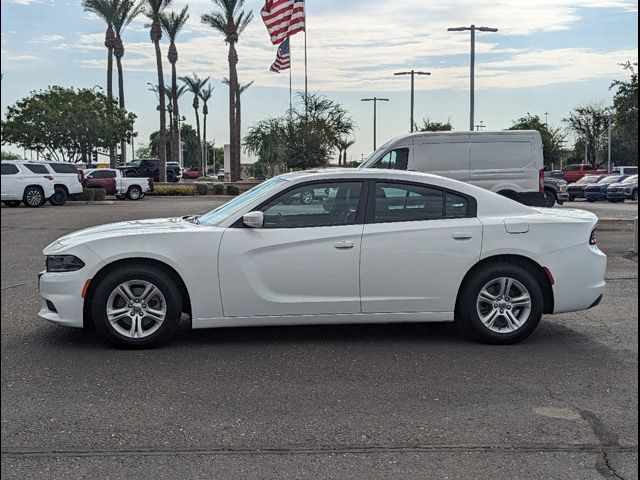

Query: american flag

[261,0,305,46]
[270,38,291,72]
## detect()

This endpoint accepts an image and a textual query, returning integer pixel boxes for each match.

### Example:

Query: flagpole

[304,28,308,114]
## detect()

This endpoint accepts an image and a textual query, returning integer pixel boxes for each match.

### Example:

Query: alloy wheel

[476,277,532,333]
[106,280,167,339]
[25,188,43,207]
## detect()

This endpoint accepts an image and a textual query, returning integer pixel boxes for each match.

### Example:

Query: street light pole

[447,25,498,131]
[361,97,390,150]
[607,114,613,173]
[394,70,430,132]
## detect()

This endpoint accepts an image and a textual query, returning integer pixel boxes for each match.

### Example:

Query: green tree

[610,61,638,166]
[244,92,356,173]
[202,0,253,181]
[564,104,610,166]
[149,123,203,167]
[418,118,453,132]
[143,0,171,182]
[335,137,356,166]
[508,114,566,168]
[161,5,190,167]
[1,86,135,163]
[1,150,22,160]
[200,84,215,173]
[113,0,143,164]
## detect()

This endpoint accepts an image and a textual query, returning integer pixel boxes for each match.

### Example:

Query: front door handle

[334,241,355,250]
[452,232,473,241]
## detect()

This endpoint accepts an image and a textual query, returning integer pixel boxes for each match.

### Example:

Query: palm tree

[82,0,119,167]
[143,0,171,182]
[336,138,356,166]
[199,84,214,175]
[161,5,189,166]
[223,77,252,175]
[113,0,143,163]
[181,74,209,173]
[202,0,253,181]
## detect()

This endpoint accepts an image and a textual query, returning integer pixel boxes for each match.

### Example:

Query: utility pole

[544,112,549,126]
[394,70,430,132]
[361,97,390,150]
[447,25,498,131]
[607,113,613,173]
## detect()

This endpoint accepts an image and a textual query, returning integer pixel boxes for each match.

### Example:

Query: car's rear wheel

[459,263,544,344]
[92,265,182,348]
[127,185,143,200]
[544,189,557,208]
[49,187,68,206]
[3,201,21,207]
[23,186,45,207]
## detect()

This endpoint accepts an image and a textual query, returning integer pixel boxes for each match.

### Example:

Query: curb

[598,219,636,231]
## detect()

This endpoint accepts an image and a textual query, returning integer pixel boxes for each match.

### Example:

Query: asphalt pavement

[1,198,638,479]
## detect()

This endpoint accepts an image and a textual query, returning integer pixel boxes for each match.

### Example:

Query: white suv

[42,162,84,205]
[1,161,55,207]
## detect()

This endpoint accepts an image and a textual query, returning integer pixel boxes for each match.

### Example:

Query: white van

[611,166,638,176]
[359,131,545,206]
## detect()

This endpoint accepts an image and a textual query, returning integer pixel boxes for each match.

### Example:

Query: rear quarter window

[24,164,50,174]
[1,163,20,175]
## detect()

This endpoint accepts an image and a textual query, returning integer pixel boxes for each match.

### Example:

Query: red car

[559,164,608,183]
[182,167,202,179]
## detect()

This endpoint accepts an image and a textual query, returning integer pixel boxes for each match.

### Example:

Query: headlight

[46,255,85,272]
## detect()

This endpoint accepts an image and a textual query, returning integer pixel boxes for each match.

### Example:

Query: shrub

[196,176,214,182]
[226,185,240,196]
[93,188,107,201]
[213,183,225,195]
[81,188,96,201]
[153,186,196,196]
[195,182,209,195]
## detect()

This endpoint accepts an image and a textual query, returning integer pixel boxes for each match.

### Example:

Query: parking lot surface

[1,198,638,479]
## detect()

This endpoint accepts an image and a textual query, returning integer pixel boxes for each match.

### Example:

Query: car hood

[45,217,201,252]
[609,182,637,188]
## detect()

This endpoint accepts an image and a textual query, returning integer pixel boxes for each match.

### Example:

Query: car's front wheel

[459,263,544,344]
[49,187,68,206]
[91,265,183,348]
[544,189,557,208]
[23,186,45,207]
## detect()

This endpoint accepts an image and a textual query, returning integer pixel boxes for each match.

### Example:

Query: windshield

[127,160,142,167]
[598,175,623,185]
[358,139,397,168]
[198,177,287,226]
[622,175,638,184]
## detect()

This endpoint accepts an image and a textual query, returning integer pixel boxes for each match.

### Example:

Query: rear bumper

[536,243,607,314]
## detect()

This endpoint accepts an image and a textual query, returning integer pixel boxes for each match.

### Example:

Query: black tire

[568,197,575,202]
[632,190,638,201]
[23,186,45,207]
[587,198,596,203]
[127,185,143,200]
[459,263,544,344]
[3,201,21,207]
[543,189,557,208]
[49,187,68,206]
[91,264,183,348]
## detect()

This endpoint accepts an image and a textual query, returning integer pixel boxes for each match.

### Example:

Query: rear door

[360,180,482,313]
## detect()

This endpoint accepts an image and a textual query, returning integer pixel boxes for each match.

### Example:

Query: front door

[218,181,366,318]
[360,181,482,313]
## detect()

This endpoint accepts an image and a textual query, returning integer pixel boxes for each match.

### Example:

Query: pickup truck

[549,164,608,183]
[118,159,181,182]
[83,168,153,200]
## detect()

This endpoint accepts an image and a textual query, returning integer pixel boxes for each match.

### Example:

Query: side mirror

[243,211,264,229]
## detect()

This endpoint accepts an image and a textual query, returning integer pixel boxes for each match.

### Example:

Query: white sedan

[38,169,606,348]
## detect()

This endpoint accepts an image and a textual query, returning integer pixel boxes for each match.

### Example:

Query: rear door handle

[334,241,355,250]
[452,232,473,241]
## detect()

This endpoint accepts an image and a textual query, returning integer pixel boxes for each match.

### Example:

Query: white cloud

[29,34,64,43]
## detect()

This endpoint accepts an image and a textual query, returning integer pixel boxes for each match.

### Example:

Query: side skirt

[192,312,455,329]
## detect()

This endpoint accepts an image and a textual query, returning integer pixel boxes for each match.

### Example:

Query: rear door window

[48,163,79,174]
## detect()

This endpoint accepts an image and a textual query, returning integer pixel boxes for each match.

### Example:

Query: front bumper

[584,190,607,200]
[557,191,570,202]
[567,188,585,199]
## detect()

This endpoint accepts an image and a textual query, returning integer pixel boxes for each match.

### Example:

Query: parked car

[217,169,225,180]
[611,166,639,176]
[606,174,638,202]
[84,168,154,200]
[118,159,181,183]
[182,167,202,179]
[556,164,608,183]
[542,177,569,207]
[1,161,55,207]
[584,175,628,202]
[39,169,606,348]
[359,131,546,206]
[567,175,607,201]
[43,162,84,206]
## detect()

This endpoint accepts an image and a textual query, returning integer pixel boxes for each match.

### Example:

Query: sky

[1,0,638,163]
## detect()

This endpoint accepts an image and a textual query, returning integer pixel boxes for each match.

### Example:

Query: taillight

[539,169,545,193]
[44,175,54,181]
[589,226,598,246]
